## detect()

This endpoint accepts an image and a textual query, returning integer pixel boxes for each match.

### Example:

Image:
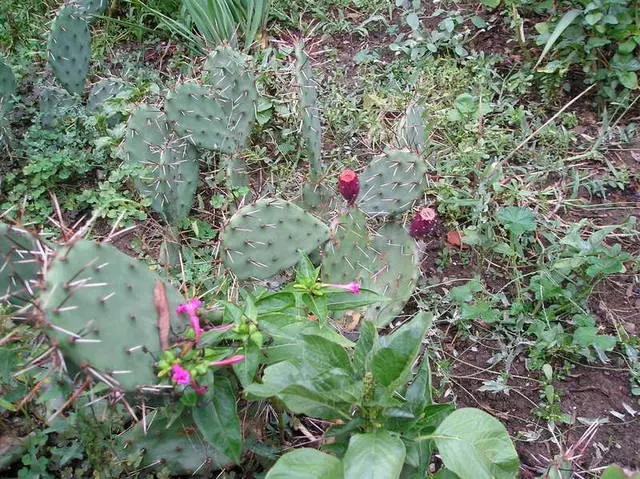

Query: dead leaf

[446,231,464,248]
[345,311,362,331]
[154,280,171,350]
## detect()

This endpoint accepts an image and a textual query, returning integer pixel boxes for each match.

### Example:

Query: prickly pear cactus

[221,198,330,280]
[87,78,128,114]
[362,223,419,327]
[203,45,255,101]
[301,182,336,220]
[0,223,42,306]
[321,209,370,284]
[0,60,16,114]
[39,86,75,128]
[165,82,251,155]
[123,106,199,225]
[398,103,426,153]
[294,41,322,178]
[41,240,186,392]
[68,0,109,16]
[121,408,231,475]
[321,217,419,328]
[47,6,91,94]
[358,149,427,218]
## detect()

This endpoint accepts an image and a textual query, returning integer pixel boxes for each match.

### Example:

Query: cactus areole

[338,169,360,205]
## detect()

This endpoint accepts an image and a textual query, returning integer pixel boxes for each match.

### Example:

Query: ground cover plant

[0,0,639,477]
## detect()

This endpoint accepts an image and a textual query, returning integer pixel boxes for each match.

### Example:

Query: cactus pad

[69,0,109,16]
[48,7,91,95]
[123,105,199,225]
[122,408,231,475]
[398,103,426,153]
[362,224,419,327]
[301,182,336,220]
[221,198,330,280]
[294,42,322,178]
[87,78,128,114]
[358,149,427,218]
[0,223,42,306]
[41,240,185,392]
[321,209,370,284]
[0,60,16,114]
[165,82,251,154]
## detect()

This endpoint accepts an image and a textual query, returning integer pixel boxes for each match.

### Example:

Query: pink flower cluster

[323,281,361,294]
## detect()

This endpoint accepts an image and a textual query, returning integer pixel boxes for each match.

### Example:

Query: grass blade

[534,9,581,69]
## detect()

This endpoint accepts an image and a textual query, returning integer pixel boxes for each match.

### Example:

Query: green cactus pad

[203,46,255,100]
[87,78,128,114]
[165,81,252,155]
[0,60,16,114]
[224,155,250,189]
[69,0,109,16]
[398,103,426,153]
[123,105,199,225]
[301,182,336,220]
[41,240,186,392]
[362,223,419,327]
[48,7,91,94]
[221,198,330,280]
[121,408,231,475]
[294,42,322,178]
[39,86,75,128]
[0,223,42,306]
[321,209,370,284]
[358,149,427,218]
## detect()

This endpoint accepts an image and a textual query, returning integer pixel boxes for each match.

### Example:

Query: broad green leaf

[450,280,482,303]
[353,321,378,375]
[327,289,385,311]
[343,432,406,479]
[372,312,432,388]
[233,341,263,387]
[480,0,500,7]
[454,93,477,114]
[303,293,328,325]
[266,449,343,479]
[534,9,581,69]
[496,206,537,236]
[432,469,462,479]
[433,408,519,479]
[601,464,640,479]
[192,377,242,463]
[406,12,420,31]
[405,355,432,411]
[617,71,638,90]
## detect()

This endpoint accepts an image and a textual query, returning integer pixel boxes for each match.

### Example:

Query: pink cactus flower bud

[210,354,246,367]
[408,207,437,239]
[191,380,209,395]
[171,364,191,385]
[338,169,360,205]
[323,281,361,294]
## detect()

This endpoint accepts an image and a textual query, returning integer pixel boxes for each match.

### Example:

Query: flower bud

[338,168,360,205]
[409,207,437,239]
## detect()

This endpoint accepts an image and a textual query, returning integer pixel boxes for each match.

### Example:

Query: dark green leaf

[353,321,378,375]
[372,312,432,388]
[192,377,242,464]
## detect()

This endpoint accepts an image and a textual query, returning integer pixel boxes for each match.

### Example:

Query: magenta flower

[176,299,204,342]
[171,364,191,385]
[323,281,361,294]
[210,354,246,367]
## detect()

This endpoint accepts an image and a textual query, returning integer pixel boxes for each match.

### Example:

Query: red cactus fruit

[338,168,360,205]
[409,207,437,239]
